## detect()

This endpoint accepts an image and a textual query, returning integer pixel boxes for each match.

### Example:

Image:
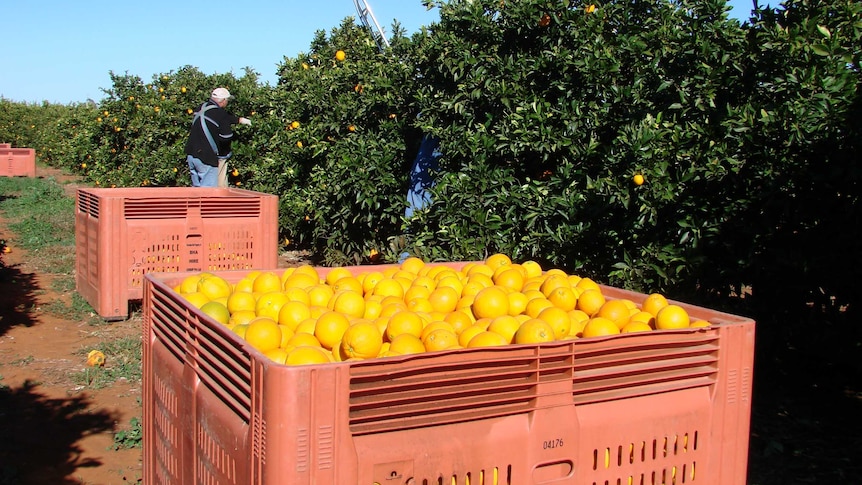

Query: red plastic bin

[0,148,36,177]
[142,263,755,485]
[0,143,11,148]
[76,187,278,320]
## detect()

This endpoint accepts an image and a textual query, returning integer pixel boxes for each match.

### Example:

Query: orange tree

[406,0,861,313]
[239,19,425,264]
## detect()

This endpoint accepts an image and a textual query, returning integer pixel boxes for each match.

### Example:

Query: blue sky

[2,0,756,105]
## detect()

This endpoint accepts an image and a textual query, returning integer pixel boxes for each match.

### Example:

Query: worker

[185,87,251,187]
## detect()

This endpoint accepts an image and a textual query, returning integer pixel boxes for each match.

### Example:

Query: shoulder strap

[192,102,221,155]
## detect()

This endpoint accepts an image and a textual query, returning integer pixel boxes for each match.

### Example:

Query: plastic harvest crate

[77,187,278,320]
[0,148,36,177]
[142,263,755,485]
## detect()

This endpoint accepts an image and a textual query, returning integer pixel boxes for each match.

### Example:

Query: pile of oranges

[174,254,710,366]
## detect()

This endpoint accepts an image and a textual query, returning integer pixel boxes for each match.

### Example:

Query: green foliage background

[1,0,859,317]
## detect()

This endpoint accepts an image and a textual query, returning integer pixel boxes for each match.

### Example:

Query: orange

[285,346,330,365]
[596,300,632,329]
[277,300,312,330]
[421,321,456,342]
[373,278,405,299]
[404,285,432,303]
[435,275,464,296]
[487,315,521,343]
[493,267,525,291]
[278,324,296,347]
[244,317,282,353]
[576,289,606,316]
[537,306,572,339]
[388,334,425,355]
[331,275,363,294]
[506,291,529,316]
[466,330,509,348]
[582,317,621,338]
[361,271,385,295]
[314,311,351,350]
[655,304,691,329]
[283,272,319,290]
[546,285,578,311]
[466,263,495,279]
[324,266,353,286]
[283,286,311,305]
[291,264,320,281]
[444,309,475,335]
[200,301,231,325]
[307,284,335,307]
[514,318,555,344]
[331,290,366,319]
[400,256,426,275]
[423,329,459,352]
[252,271,282,294]
[233,277,255,293]
[255,291,289,320]
[341,321,383,359]
[456,294,476,311]
[525,297,554,319]
[410,274,437,291]
[197,274,232,300]
[295,318,317,336]
[458,324,487,347]
[231,323,250,339]
[386,310,425,341]
[229,310,257,328]
[628,311,655,328]
[540,274,570,298]
[428,286,460,313]
[363,299,383,320]
[471,286,510,320]
[690,319,711,328]
[286,332,321,349]
[264,348,289,364]
[641,293,669,317]
[179,274,204,294]
[521,260,543,279]
[484,253,512,271]
[621,321,653,333]
[406,297,434,313]
[575,277,601,292]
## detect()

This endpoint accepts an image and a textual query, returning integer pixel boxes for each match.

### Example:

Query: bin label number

[543,438,564,449]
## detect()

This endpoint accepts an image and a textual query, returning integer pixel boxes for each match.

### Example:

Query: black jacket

[184,100,240,166]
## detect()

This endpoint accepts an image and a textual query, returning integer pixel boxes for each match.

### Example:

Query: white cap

[211,87,232,100]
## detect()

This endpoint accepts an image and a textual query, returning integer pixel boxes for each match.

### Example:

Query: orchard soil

[0,165,859,484]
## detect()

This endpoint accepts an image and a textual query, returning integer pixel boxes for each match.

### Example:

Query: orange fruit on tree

[537,306,572,339]
[641,293,669,317]
[388,334,426,355]
[386,310,425,341]
[255,291,289,320]
[582,317,621,338]
[471,286,510,320]
[341,321,383,359]
[546,285,578,311]
[596,299,632,329]
[576,289,606,316]
[244,317,282,353]
[493,267,525,291]
[285,346,330,366]
[314,311,351,350]
[621,321,653,333]
[514,318,555,344]
[278,300,312,331]
[655,304,691,329]
[200,301,231,325]
[487,315,522,343]
[466,330,509,348]
[331,290,366,318]
[423,329,459,352]
[484,253,512,272]
[428,286,460,313]
[252,271,283,294]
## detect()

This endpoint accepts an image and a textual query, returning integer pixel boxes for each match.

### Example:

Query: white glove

[239,117,252,126]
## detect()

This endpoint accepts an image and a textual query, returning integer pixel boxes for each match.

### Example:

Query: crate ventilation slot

[124,198,263,219]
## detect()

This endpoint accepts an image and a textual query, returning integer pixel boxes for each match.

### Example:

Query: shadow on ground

[0,261,38,337]
[0,380,120,484]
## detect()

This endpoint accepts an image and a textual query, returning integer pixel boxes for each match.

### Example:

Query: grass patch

[113,415,143,450]
[0,177,76,274]
[72,337,142,389]
[41,292,98,322]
